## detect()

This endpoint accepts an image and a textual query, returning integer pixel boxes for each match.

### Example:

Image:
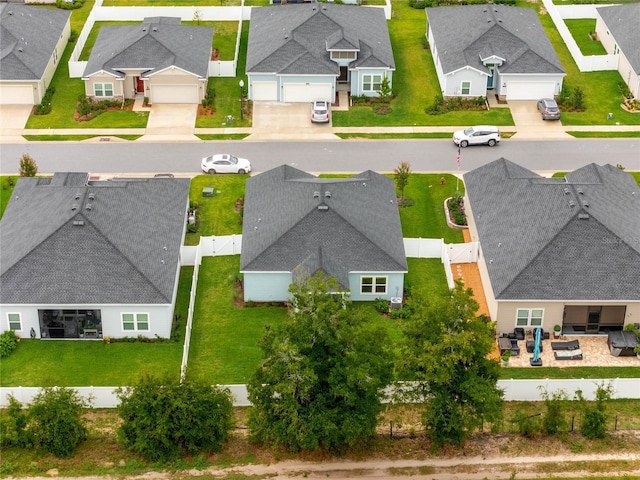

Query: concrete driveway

[249,101,338,140]
[508,100,570,139]
[0,105,32,139]
[142,103,198,139]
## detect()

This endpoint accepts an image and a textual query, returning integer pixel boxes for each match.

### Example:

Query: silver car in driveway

[311,100,330,123]
[537,98,561,120]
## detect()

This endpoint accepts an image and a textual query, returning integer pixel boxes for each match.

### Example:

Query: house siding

[0,304,173,339]
[84,74,124,99]
[595,14,639,98]
[444,69,487,97]
[350,68,393,97]
[243,272,293,302]
[347,272,404,301]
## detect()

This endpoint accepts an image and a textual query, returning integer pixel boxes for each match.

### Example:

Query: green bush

[19,153,38,177]
[69,29,78,43]
[0,396,31,449]
[117,376,234,461]
[33,86,55,116]
[447,196,467,226]
[27,387,90,457]
[56,0,86,10]
[373,297,389,314]
[0,330,18,358]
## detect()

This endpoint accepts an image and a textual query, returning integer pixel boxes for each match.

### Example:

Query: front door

[487,67,495,89]
[136,77,145,93]
[338,66,348,83]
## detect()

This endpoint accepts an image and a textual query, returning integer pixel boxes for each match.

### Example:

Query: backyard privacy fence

[2,378,639,408]
[542,0,618,72]
[67,0,391,78]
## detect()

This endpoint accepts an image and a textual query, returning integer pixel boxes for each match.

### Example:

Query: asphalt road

[0,138,639,176]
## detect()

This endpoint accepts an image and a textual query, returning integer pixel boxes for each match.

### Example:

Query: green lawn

[564,19,607,56]
[185,174,248,246]
[196,21,250,128]
[1,176,17,219]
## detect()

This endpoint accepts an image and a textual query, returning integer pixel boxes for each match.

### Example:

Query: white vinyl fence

[3,378,638,408]
[542,0,618,72]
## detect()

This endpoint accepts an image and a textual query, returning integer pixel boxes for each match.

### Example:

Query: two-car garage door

[151,85,199,104]
[506,81,555,101]
[283,83,332,103]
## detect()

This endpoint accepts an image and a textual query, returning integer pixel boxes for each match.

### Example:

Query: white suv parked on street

[453,125,500,147]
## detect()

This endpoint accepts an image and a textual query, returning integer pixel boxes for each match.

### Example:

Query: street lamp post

[239,79,245,120]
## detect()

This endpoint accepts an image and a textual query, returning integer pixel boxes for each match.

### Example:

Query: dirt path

[26,452,640,480]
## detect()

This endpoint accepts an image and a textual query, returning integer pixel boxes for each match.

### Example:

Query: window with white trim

[7,313,22,331]
[94,83,114,97]
[361,276,387,295]
[122,313,149,332]
[461,81,471,95]
[516,308,543,327]
[363,74,382,92]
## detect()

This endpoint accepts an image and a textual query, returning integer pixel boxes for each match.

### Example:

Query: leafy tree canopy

[398,279,503,447]
[116,375,234,461]
[248,273,395,451]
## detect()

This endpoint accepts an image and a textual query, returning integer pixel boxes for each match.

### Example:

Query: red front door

[136,77,144,93]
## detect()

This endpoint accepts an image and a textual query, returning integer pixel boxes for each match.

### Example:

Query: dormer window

[331,50,356,60]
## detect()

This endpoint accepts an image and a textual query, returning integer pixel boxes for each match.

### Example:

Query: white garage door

[506,82,555,101]
[252,81,277,101]
[283,83,332,103]
[0,85,34,105]
[151,85,199,104]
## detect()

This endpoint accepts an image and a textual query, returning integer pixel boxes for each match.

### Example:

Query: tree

[398,280,503,448]
[116,375,234,461]
[0,395,31,449]
[394,161,411,201]
[247,272,394,451]
[27,387,90,457]
[378,75,392,104]
[539,387,568,435]
[575,382,613,439]
[19,153,38,177]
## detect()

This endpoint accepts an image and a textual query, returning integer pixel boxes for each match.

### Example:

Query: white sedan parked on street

[201,154,251,174]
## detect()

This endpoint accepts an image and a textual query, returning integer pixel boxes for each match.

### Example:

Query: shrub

[56,0,86,10]
[0,330,18,358]
[447,195,466,226]
[618,82,633,99]
[33,86,55,116]
[390,303,414,319]
[373,297,389,314]
[69,29,78,43]
[19,154,38,177]
[117,376,234,461]
[0,396,31,449]
[511,409,541,437]
[27,387,90,457]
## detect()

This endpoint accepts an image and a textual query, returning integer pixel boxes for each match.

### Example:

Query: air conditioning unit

[390,297,402,310]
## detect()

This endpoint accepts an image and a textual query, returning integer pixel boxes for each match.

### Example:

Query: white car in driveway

[311,100,330,123]
[453,125,500,147]
[201,154,251,174]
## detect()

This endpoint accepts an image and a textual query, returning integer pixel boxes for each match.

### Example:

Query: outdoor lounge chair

[554,349,583,360]
[551,339,580,351]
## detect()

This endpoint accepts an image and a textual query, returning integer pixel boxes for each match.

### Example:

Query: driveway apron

[508,100,570,139]
[0,105,32,141]
[248,101,338,141]
[142,104,198,138]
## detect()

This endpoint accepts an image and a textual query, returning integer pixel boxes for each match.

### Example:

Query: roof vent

[73,220,85,227]
[85,203,93,211]
[577,187,584,195]
[142,27,147,32]
[313,191,320,198]
[324,191,331,198]
[578,213,590,220]
[318,205,329,211]
[88,192,95,200]
[152,27,158,32]
[563,187,571,195]
[74,192,81,200]
[569,200,576,208]
[71,204,79,211]
[582,200,589,208]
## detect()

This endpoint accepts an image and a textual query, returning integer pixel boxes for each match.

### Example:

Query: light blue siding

[350,69,394,97]
[244,272,293,302]
[347,272,405,301]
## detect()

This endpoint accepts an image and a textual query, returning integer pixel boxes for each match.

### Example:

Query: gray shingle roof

[597,3,640,74]
[426,5,564,75]
[82,17,212,79]
[247,4,394,75]
[0,4,70,81]
[240,166,407,287]
[463,159,640,301]
[0,173,190,304]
